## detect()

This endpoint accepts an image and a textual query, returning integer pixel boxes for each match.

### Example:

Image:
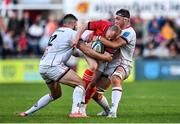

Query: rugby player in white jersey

[18,14,112,118]
[73,9,136,118]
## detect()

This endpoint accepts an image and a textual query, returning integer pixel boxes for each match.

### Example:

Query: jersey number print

[48,34,57,46]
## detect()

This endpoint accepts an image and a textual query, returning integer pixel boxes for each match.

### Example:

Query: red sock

[85,84,97,104]
[82,69,94,86]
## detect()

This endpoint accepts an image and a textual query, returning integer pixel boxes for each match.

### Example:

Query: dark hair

[116,9,130,18]
[62,14,78,25]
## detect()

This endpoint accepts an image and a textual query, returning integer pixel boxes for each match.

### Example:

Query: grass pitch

[0,81,180,123]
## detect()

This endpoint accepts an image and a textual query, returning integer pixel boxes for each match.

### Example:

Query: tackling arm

[72,23,88,47]
[100,36,127,49]
[77,41,112,62]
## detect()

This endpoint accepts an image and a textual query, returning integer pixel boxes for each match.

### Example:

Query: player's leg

[80,62,107,115]
[18,65,63,117]
[19,82,61,117]
[92,76,111,116]
[59,69,86,117]
[18,64,85,117]
[82,55,98,86]
[108,66,126,118]
[85,70,103,104]
[79,55,98,114]
[78,70,103,116]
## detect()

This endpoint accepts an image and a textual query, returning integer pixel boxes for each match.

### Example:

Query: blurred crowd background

[0,0,180,59]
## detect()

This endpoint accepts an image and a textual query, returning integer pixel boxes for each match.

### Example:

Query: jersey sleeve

[121,31,132,43]
[88,20,101,31]
[88,20,111,31]
[72,30,77,39]
[69,30,77,45]
[88,20,112,36]
[80,30,94,42]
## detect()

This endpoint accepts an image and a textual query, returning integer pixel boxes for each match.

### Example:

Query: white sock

[25,94,54,115]
[79,103,87,115]
[71,85,85,113]
[111,87,122,113]
[95,95,110,112]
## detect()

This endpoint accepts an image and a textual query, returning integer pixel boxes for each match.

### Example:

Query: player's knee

[93,92,103,102]
[93,87,105,101]
[89,61,98,71]
[52,93,62,100]
[111,75,122,87]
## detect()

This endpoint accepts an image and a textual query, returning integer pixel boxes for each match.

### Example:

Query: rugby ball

[91,40,105,54]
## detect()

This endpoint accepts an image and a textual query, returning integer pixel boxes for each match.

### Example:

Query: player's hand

[93,36,102,41]
[104,52,113,62]
[92,36,97,41]
[71,39,79,48]
[71,38,79,48]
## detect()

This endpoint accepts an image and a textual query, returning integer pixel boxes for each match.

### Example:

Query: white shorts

[39,63,70,84]
[98,62,131,80]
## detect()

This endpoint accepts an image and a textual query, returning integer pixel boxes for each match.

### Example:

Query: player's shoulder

[54,27,77,38]
[90,19,112,25]
[56,27,76,33]
[121,26,136,37]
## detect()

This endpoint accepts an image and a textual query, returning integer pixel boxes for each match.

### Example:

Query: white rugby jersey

[39,27,77,66]
[109,26,136,67]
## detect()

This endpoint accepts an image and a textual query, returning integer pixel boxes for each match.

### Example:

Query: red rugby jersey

[88,20,116,54]
[88,20,112,37]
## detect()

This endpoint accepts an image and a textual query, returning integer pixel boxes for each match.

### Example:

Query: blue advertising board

[136,58,180,80]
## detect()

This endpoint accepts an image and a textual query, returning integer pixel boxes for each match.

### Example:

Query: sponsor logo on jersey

[122,32,130,38]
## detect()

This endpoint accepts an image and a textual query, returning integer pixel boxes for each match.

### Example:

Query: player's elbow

[89,61,98,71]
[111,44,119,49]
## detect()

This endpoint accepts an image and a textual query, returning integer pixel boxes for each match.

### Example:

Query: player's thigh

[40,64,70,84]
[59,69,85,88]
[84,55,98,71]
[90,70,103,87]
[40,64,84,88]
[111,66,126,86]
[112,65,131,80]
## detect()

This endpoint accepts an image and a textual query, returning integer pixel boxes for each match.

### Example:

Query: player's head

[62,14,78,30]
[114,9,130,29]
[105,25,121,40]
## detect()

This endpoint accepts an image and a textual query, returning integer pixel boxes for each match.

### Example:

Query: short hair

[62,14,78,25]
[109,25,120,33]
[116,9,130,18]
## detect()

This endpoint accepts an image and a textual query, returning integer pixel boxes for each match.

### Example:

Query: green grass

[0,81,180,123]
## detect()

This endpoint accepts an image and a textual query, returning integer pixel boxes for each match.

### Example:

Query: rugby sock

[111,87,122,113]
[95,95,110,113]
[71,85,85,113]
[79,102,87,115]
[82,69,94,86]
[85,84,96,104]
[25,94,54,115]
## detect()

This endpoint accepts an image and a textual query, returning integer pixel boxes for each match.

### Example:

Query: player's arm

[71,23,88,47]
[77,41,112,62]
[99,36,127,49]
[72,20,104,47]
